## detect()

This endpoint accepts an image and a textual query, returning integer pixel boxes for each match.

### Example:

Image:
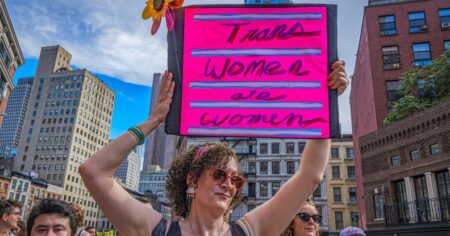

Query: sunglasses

[209,168,246,190]
[297,213,322,224]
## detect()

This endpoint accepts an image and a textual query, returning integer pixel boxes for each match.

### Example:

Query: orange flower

[142,0,184,35]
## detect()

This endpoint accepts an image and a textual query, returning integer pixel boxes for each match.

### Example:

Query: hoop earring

[186,187,195,213]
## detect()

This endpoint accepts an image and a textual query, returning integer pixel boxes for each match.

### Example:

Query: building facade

[350,0,450,228]
[360,101,450,235]
[0,0,25,125]
[143,73,183,170]
[115,145,142,191]
[13,45,115,226]
[0,77,33,159]
[326,135,358,233]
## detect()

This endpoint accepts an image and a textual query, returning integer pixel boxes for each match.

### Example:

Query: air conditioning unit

[442,22,450,29]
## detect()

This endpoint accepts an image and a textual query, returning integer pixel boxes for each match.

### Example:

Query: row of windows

[33,164,66,172]
[390,143,441,167]
[382,41,450,71]
[48,82,81,91]
[332,186,357,204]
[45,99,79,107]
[33,154,68,161]
[34,145,70,152]
[43,108,77,116]
[331,165,356,180]
[259,142,306,155]
[38,135,71,143]
[379,8,450,36]
[330,147,354,159]
[46,91,80,99]
[248,160,297,175]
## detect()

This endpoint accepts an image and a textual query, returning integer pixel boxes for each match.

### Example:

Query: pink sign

[178,6,333,138]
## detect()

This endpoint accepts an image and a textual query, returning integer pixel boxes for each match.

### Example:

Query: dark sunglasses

[297,213,322,224]
[209,168,246,190]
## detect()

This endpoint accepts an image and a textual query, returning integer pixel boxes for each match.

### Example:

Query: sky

[6,0,367,138]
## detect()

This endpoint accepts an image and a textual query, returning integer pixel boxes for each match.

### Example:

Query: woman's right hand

[150,71,175,123]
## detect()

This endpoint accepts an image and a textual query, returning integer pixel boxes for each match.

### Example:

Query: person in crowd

[11,221,26,236]
[339,226,366,236]
[84,226,96,236]
[27,199,77,236]
[80,61,349,235]
[70,204,90,236]
[281,199,321,236]
[0,200,22,236]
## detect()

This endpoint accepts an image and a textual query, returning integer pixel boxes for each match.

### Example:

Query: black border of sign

[166,4,339,138]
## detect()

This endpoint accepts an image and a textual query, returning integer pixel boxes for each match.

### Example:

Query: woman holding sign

[80,61,348,236]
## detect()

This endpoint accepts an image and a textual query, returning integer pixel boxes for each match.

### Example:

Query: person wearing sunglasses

[80,60,349,236]
[0,200,22,236]
[281,199,321,236]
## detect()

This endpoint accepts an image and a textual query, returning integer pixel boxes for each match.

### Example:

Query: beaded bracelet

[128,126,145,145]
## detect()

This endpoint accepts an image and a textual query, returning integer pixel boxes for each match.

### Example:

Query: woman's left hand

[328,60,349,96]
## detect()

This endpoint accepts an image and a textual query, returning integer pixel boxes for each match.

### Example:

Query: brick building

[350,0,450,228]
[360,101,450,235]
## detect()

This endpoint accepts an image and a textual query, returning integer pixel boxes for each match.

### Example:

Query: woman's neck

[184,202,226,235]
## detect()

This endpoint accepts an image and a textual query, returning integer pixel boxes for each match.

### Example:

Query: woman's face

[292,204,320,236]
[194,157,239,214]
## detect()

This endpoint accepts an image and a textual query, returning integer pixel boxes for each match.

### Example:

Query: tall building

[143,73,184,170]
[13,45,115,226]
[0,77,33,159]
[360,101,450,234]
[0,0,25,126]
[326,135,358,233]
[350,0,450,228]
[114,145,142,191]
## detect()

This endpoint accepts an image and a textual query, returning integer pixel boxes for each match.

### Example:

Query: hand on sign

[328,60,349,96]
[151,71,175,124]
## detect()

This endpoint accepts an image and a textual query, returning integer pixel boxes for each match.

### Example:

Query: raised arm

[241,61,348,236]
[79,71,175,236]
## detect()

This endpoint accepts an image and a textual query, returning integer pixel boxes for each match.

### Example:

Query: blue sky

[6,0,367,138]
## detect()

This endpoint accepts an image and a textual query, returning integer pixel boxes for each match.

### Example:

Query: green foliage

[384,51,450,126]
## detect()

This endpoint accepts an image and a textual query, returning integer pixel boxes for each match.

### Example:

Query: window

[0,40,11,68]
[332,166,341,179]
[271,143,279,154]
[347,166,355,180]
[408,12,427,33]
[333,187,342,203]
[436,170,450,197]
[331,148,339,159]
[287,161,295,174]
[335,211,344,230]
[260,182,268,197]
[386,80,402,106]
[374,193,384,219]
[349,187,357,204]
[0,76,7,102]
[439,8,450,29]
[272,182,280,196]
[298,142,306,153]
[410,149,421,160]
[313,184,321,198]
[379,15,396,35]
[260,143,268,154]
[445,40,450,51]
[248,162,256,173]
[260,161,268,174]
[418,78,436,99]
[389,155,401,167]
[286,142,295,154]
[346,148,354,159]
[430,143,441,155]
[382,46,400,69]
[412,43,432,66]
[350,212,359,227]
[272,161,279,175]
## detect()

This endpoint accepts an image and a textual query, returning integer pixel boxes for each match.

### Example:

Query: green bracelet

[128,126,145,145]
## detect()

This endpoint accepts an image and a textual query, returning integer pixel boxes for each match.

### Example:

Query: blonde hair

[281,199,320,236]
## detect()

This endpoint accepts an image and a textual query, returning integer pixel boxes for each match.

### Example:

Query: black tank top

[151,218,246,236]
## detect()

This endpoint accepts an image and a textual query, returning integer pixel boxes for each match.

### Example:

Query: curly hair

[69,203,84,227]
[281,198,320,236]
[166,142,242,219]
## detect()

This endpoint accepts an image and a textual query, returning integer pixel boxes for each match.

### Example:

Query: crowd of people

[0,199,96,236]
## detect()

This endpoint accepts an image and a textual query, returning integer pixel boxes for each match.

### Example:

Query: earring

[186,187,195,213]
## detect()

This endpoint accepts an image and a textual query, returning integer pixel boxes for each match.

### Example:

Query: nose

[221,176,234,189]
